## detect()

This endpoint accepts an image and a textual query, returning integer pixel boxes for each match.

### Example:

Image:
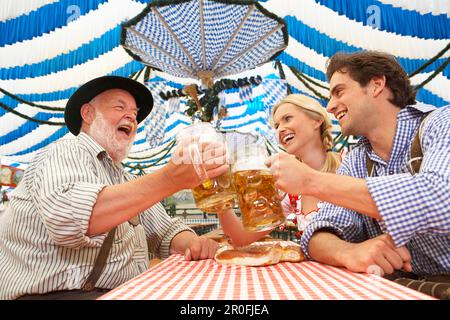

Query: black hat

[64,75,153,135]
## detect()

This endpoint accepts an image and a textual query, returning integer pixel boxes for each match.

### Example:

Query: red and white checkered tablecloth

[99,252,434,300]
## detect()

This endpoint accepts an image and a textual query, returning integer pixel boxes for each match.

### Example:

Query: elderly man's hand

[165,140,229,191]
[184,236,219,261]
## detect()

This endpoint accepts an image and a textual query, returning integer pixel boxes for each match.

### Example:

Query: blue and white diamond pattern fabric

[121,0,287,80]
[215,9,284,74]
[124,31,191,78]
[133,10,195,70]
[262,78,287,115]
[239,85,253,103]
[203,0,249,69]
[124,6,196,78]
[2,0,448,171]
[140,71,285,150]
[221,32,285,77]
[158,1,202,69]
[144,80,168,148]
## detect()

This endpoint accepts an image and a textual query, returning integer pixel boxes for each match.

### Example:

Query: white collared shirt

[0,133,192,299]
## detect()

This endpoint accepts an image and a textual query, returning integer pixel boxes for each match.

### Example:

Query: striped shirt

[301,104,450,276]
[0,133,192,299]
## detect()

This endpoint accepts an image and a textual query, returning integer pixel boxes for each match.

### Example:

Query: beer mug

[231,142,285,232]
[176,122,235,212]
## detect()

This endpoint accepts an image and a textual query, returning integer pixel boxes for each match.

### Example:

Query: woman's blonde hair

[272,94,341,173]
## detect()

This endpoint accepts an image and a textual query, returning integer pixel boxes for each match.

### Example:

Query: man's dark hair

[326,51,416,108]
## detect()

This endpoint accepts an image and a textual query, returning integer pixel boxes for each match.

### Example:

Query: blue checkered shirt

[301,103,450,276]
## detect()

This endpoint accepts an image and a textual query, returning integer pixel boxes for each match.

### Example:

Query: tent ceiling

[0,0,449,169]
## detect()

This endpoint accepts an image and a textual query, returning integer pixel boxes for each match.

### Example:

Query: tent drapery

[0,0,448,167]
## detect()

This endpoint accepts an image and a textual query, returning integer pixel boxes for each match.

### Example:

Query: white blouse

[281,194,323,232]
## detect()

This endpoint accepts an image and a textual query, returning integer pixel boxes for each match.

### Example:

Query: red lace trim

[288,194,319,216]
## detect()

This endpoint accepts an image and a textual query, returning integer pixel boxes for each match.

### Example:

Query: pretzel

[215,242,304,266]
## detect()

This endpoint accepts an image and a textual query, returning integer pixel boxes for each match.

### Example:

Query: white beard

[88,112,134,164]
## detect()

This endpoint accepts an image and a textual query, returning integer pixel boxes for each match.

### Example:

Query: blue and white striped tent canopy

[0,0,449,174]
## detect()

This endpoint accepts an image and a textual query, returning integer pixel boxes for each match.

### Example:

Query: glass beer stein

[176,122,235,212]
[231,142,285,232]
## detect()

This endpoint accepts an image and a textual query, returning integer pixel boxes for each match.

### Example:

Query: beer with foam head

[176,122,235,213]
[191,172,235,212]
[232,145,285,231]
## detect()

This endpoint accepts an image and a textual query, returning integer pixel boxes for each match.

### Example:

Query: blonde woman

[217,94,341,246]
[272,94,341,233]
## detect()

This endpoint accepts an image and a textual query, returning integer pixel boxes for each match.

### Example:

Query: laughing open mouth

[336,111,347,120]
[282,133,295,144]
[117,124,133,136]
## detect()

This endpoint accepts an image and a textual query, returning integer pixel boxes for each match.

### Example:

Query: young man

[266,51,449,278]
[0,76,228,299]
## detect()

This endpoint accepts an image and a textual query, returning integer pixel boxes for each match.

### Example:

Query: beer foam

[232,157,268,172]
[176,122,220,144]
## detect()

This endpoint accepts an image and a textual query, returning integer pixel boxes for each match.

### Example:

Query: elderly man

[0,76,228,299]
[267,51,449,282]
